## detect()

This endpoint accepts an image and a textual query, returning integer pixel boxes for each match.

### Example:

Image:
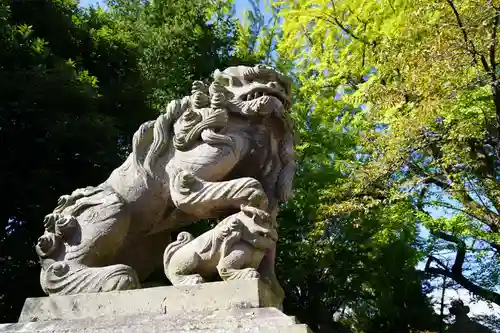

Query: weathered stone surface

[33,64,295,302]
[18,280,280,322]
[3,308,304,332]
[1,320,311,333]
[3,281,312,333]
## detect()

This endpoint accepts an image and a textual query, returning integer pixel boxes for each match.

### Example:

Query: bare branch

[410,160,500,232]
[433,231,466,272]
[321,1,376,47]
[301,25,314,48]
[426,231,500,305]
[425,254,448,270]
[490,8,500,151]
[426,200,485,224]
[444,0,480,68]
[490,9,499,81]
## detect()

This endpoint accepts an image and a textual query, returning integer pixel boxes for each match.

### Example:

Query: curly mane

[130,96,190,180]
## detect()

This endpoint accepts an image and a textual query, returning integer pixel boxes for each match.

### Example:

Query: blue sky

[79,0,100,7]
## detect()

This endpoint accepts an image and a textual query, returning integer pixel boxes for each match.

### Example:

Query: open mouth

[239,88,290,109]
[256,230,278,243]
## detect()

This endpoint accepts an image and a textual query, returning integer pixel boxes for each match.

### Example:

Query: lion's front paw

[241,268,260,279]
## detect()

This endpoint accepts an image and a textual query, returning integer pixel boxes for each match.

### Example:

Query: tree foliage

[275,67,440,332]
[0,0,151,320]
[229,2,443,331]
[106,0,246,108]
[277,0,500,310]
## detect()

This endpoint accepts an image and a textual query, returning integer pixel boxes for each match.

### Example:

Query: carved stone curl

[34,64,295,302]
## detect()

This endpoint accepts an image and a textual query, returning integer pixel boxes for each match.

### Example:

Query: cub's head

[238,205,278,250]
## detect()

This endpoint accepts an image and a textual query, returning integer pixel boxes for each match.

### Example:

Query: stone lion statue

[164,205,278,286]
[446,299,493,333]
[35,64,294,301]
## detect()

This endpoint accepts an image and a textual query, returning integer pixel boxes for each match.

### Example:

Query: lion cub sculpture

[163,205,278,285]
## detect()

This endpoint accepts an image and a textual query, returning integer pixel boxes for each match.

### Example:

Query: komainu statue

[446,299,493,333]
[35,64,295,301]
[164,205,278,285]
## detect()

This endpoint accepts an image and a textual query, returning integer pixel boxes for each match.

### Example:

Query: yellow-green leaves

[277,0,500,305]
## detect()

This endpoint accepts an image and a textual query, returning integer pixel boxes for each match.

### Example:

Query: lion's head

[449,299,470,316]
[211,65,296,204]
[238,205,278,250]
[212,64,292,111]
[132,64,295,204]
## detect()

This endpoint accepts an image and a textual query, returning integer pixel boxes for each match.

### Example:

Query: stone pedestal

[0,280,311,332]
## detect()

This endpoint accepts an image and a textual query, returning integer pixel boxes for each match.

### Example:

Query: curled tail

[163,232,194,268]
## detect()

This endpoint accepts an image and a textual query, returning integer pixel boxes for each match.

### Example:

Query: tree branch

[434,231,466,273]
[444,0,480,68]
[426,200,485,224]
[416,185,428,211]
[410,157,500,232]
[490,8,500,158]
[321,14,374,46]
[419,190,500,252]
[425,254,448,271]
[425,231,500,305]
[466,138,498,181]
[322,1,376,47]
[301,25,314,49]
[491,9,499,80]
[445,0,467,44]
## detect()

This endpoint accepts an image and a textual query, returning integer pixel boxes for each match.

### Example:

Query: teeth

[239,91,288,107]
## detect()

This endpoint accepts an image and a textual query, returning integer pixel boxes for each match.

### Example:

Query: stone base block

[0,280,312,333]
